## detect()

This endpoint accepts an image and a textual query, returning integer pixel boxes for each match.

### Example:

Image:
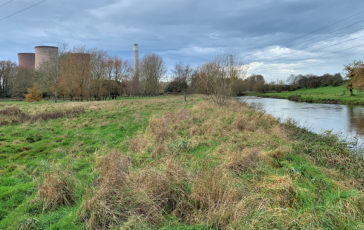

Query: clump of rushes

[38,167,76,210]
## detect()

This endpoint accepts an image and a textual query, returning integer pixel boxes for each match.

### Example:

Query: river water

[239,96,364,155]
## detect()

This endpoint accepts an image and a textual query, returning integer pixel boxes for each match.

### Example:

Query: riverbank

[0,96,363,229]
[256,84,364,105]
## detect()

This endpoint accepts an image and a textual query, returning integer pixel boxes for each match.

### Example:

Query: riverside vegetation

[257,84,364,105]
[0,96,363,229]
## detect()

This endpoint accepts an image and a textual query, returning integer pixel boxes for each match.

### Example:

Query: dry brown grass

[30,107,85,122]
[38,168,76,210]
[128,136,150,153]
[227,148,264,175]
[0,106,29,125]
[259,175,296,208]
[81,152,164,229]
[266,146,291,160]
[146,111,190,141]
[191,168,244,228]
[0,106,85,126]
[95,151,130,187]
[151,142,168,158]
[130,158,190,214]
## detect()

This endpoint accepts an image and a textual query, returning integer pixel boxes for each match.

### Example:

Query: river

[239,96,364,156]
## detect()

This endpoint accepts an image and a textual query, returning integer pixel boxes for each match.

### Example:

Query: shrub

[25,83,42,102]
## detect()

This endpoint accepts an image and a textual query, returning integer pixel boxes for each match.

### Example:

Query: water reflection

[239,96,364,154]
[347,106,364,136]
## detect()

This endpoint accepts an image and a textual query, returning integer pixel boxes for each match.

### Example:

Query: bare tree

[196,55,246,105]
[11,68,35,98]
[173,63,193,101]
[37,56,60,101]
[113,57,132,97]
[90,50,107,100]
[140,54,166,96]
[0,61,17,98]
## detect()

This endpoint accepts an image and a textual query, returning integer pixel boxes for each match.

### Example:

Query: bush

[25,83,42,102]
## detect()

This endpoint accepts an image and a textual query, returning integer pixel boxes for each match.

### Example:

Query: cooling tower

[34,46,59,70]
[17,53,35,70]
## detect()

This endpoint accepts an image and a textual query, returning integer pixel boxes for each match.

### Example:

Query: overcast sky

[1,0,364,82]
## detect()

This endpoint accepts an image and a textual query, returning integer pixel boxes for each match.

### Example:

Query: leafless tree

[173,63,193,101]
[196,55,246,105]
[90,50,107,100]
[113,57,132,97]
[0,61,17,98]
[140,54,166,96]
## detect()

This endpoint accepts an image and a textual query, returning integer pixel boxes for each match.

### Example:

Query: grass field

[258,84,364,105]
[0,96,363,229]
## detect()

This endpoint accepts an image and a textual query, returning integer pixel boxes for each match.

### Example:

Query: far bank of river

[254,85,364,105]
[239,96,364,157]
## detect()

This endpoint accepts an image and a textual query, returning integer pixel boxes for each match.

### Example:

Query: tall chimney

[133,44,139,95]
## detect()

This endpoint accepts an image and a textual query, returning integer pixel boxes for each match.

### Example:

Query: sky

[0,0,364,82]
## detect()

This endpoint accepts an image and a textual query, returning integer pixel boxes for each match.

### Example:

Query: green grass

[258,84,364,105]
[0,96,362,229]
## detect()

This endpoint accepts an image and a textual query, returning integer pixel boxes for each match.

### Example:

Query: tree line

[1,46,363,102]
[0,48,171,101]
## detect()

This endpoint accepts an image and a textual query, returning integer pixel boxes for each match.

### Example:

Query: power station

[17,53,35,70]
[17,44,138,73]
[34,46,59,70]
[18,45,59,70]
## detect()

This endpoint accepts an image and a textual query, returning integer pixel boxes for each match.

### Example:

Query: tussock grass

[81,152,163,229]
[227,148,264,175]
[38,167,76,210]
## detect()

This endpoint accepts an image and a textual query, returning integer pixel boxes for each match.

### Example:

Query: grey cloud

[0,0,363,80]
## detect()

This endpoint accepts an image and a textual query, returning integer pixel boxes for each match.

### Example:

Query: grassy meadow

[258,84,364,105]
[0,96,363,229]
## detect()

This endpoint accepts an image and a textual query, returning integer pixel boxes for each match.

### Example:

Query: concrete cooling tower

[34,46,59,70]
[17,53,35,70]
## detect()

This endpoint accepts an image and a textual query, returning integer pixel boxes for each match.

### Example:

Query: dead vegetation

[191,168,244,228]
[38,168,76,210]
[81,152,164,229]
[227,148,264,175]
[0,106,85,125]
